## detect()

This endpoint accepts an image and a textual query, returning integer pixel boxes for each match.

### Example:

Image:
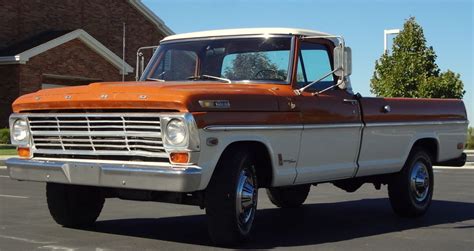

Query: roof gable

[0,29,133,74]
[128,0,174,36]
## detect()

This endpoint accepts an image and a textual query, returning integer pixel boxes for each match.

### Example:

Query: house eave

[128,0,174,36]
[0,30,134,74]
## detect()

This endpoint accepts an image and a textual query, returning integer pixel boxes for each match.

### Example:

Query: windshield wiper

[187,74,232,83]
[145,71,166,82]
[145,77,165,82]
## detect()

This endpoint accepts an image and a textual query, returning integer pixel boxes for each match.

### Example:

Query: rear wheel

[46,183,105,227]
[205,147,258,246]
[388,148,434,217]
[266,184,310,208]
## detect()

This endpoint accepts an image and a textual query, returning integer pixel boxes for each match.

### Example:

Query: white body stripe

[197,120,468,188]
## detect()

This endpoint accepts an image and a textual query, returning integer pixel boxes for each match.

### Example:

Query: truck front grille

[27,113,167,160]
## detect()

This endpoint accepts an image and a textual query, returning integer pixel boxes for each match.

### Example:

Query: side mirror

[333,46,352,77]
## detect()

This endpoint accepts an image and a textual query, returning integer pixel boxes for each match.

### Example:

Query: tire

[388,148,434,217]
[205,147,258,246]
[46,183,105,227]
[266,184,310,208]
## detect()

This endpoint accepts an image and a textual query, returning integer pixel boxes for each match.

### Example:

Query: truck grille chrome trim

[26,113,167,159]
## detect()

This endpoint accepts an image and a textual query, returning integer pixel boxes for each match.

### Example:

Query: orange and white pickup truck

[7,28,468,245]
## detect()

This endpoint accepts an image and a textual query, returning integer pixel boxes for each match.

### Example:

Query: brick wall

[0,39,122,127]
[0,0,166,71]
[19,39,123,95]
[0,64,20,127]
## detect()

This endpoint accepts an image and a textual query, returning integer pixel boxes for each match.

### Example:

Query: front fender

[196,127,301,190]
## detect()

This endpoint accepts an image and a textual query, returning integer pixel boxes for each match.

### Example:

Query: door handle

[343,99,358,105]
[382,105,391,113]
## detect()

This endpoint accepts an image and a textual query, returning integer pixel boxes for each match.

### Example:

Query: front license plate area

[62,163,101,185]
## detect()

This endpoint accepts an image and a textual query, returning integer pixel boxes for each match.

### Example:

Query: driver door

[293,39,363,184]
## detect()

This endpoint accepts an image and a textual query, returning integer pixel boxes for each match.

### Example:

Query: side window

[296,42,334,90]
[153,50,197,80]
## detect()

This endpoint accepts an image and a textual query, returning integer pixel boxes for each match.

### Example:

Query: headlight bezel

[161,113,200,151]
[9,115,31,147]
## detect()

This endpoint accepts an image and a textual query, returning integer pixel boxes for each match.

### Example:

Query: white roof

[161,27,332,42]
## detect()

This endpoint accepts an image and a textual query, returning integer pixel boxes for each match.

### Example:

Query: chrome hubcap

[410,161,430,202]
[235,167,257,234]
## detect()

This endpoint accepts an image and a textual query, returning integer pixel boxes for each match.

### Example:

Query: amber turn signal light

[170,152,189,164]
[17,147,30,158]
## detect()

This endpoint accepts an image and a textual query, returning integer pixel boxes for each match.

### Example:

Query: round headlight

[13,119,29,142]
[166,119,186,145]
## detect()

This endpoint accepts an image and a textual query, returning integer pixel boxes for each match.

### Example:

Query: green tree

[370,17,465,98]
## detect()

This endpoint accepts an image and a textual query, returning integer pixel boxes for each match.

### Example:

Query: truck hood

[12,81,281,113]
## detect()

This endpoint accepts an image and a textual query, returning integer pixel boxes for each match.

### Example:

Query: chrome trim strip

[32,157,171,167]
[304,123,362,129]
[204,120,467,131]
[365,120,468,127]
[31,130,162,138]
[204,125,303,131]
[204,123,362,131]
[33,149,169,158]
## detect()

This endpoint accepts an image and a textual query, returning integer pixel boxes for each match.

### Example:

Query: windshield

[141,37,293,83]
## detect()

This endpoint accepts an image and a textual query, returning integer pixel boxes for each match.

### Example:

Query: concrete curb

[0,156,16,166]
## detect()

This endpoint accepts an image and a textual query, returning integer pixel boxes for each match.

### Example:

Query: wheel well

[411,138,438,163]
[218,141,273,188]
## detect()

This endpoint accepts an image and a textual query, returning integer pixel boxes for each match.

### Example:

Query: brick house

[0,0,173,127]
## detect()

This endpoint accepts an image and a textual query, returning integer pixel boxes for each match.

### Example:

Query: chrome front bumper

[6,158,202,192]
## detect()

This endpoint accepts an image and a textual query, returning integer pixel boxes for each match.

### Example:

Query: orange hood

[12,81,281,113]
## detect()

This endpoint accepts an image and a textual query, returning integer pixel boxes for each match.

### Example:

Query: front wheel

[46,183,105,227]
[388,148,434,217]
[205,147,258,246]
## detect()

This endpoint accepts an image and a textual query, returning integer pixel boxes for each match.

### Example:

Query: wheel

[46,183,105,227]
[205,147,258,246]
[388,148,434,217]
[266,184,310,208]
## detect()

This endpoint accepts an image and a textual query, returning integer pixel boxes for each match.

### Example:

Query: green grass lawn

[0,148,17,156]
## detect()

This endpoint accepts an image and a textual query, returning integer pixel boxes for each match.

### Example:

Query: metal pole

[122,22,126,82]
[384,29,400,53]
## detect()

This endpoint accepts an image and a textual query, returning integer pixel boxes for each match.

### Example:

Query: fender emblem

[65,95,72,100]
[199,100,230,109]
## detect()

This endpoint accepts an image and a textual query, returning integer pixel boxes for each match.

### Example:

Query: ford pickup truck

[6,28,468,245]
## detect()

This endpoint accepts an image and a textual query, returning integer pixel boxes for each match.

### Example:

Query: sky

[144,0,473,124]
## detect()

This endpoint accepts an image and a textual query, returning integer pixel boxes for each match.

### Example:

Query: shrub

[0,128,10,144]
[467,127,474,150]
